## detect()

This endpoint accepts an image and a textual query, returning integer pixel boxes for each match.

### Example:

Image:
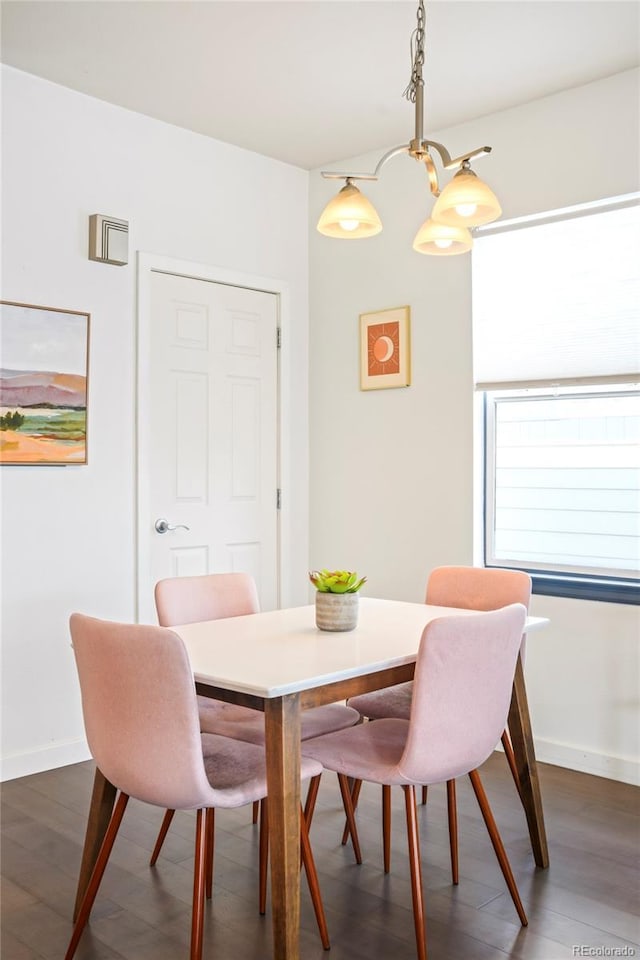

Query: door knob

[155,518,190,534]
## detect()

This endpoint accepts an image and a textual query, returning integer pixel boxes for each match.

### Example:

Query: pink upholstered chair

[346,566,531,872]
[151,572,359,866]
[65,614,328,960]
[303,605,529,960]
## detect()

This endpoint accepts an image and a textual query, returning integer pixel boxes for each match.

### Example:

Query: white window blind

[472,200,640,390]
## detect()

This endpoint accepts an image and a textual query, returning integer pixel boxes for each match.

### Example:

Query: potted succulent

[309,569,367,632]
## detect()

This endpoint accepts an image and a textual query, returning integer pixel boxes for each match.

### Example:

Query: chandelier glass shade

[316,0,501,255]
[431,165,502,228]
[412,218,473,256]
[316,180,382,238]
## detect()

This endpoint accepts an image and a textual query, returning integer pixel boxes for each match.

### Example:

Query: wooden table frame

[72,604,549,959]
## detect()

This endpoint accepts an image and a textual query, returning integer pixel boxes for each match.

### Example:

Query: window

[473,198,640,603]
[485,387,639,601]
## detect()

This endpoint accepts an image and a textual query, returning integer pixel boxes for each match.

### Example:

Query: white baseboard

[532,737,639,786]
[1,738,91,782]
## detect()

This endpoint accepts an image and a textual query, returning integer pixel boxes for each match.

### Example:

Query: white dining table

[72,597,549,960]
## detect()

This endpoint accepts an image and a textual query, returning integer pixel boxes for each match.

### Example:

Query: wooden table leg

[73,767,117,920]
[264,695,301,960]
[507,654,549,868]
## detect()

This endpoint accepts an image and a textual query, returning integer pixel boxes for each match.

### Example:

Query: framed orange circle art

[359,306,411,390]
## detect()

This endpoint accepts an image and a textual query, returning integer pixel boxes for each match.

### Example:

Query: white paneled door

[140,270,279,620]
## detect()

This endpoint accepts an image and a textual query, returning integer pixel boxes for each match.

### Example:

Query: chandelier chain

[403,0,426,104]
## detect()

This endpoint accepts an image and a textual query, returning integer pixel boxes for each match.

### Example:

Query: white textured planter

[315,592,359,632]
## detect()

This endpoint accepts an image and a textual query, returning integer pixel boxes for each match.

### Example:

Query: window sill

[530,572,638,605]
[484,564,639,604]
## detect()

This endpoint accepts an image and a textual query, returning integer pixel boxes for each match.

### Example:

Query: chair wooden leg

[382,784,391,874]
[421,785,428,805]
[190,809,208,960]
[73,769,117,922]
[252,800,259,824]
[338,773,362,864]
[304,774,322,826]
[341,777,362,845]
[204,808,215,900]
[403,785,427,960]
[65,792,129,960]
[501,730,524,801]
[259,799,269,915]
[468,770,528,926]
[446,779,459,885]
[300,804,330,950]
[150,808,175,866]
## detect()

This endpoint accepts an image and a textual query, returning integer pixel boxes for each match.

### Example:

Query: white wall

[309,70,640,784]
[1,66,310,779]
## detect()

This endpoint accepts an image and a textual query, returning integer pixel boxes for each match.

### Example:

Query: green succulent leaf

[349,576,367,593]
[330,581,350,594]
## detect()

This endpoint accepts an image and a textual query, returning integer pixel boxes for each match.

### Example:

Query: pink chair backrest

[398,604,527,785]
[425,566,531,611]
[70,614,216,810]
[155,573,260,627]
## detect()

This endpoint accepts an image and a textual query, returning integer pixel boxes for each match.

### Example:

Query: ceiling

[1,1,638,170]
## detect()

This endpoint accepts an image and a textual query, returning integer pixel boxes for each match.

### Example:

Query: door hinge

[276,327,281,349]
[276,488,282,510]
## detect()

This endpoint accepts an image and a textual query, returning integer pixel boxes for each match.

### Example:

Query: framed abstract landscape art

[0,301,90,465]
[359,305,411,390]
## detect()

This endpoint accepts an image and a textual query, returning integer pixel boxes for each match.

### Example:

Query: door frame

[136,252,291,622]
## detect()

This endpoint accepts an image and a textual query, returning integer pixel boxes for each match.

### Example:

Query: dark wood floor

[2,753,639,960]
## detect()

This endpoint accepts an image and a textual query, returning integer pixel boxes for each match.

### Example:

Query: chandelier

[316,0,502,255]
